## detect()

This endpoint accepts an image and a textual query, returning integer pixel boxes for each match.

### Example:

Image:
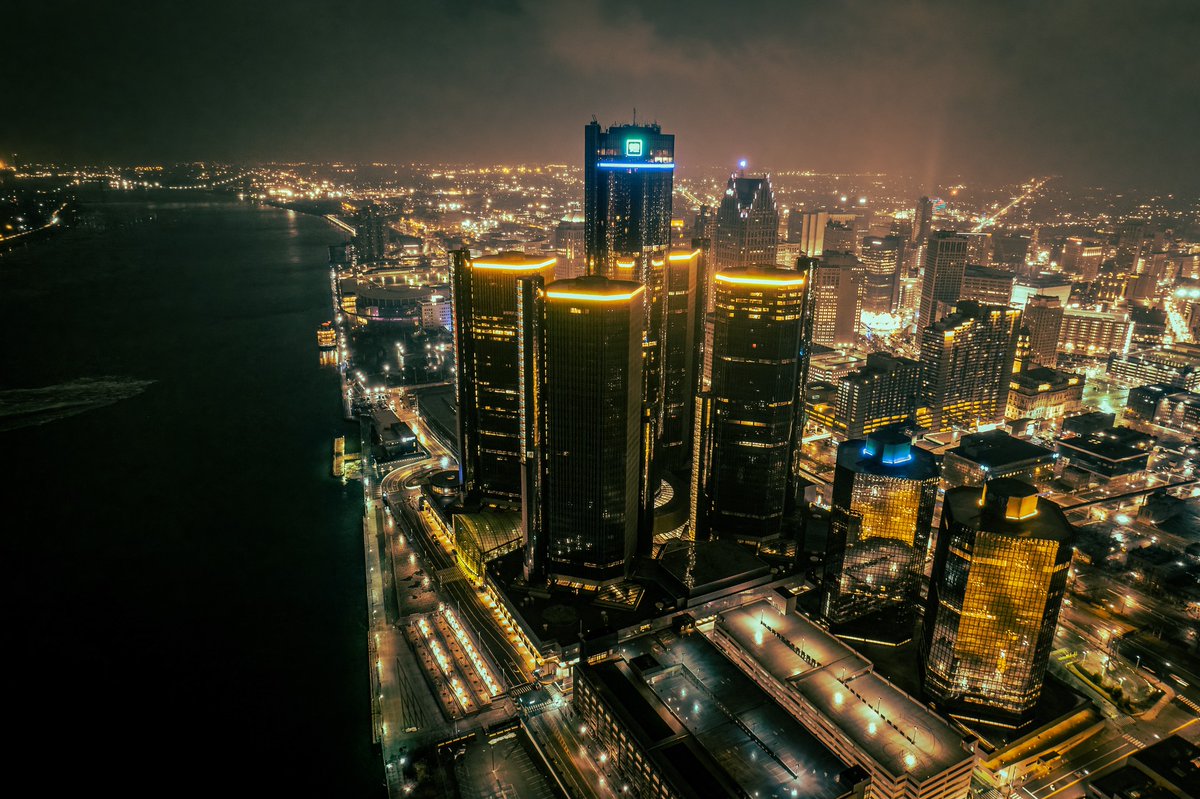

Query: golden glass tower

[921,478,1075,728]
[821,429,939,643]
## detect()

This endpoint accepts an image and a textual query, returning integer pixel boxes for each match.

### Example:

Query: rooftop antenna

[633,107,637,125]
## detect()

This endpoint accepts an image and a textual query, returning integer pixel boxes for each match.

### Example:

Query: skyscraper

[922,478,1075,727]
[822,220,857,255]
[920,301,1022,432]
[543,276,645,584]
[912,196,934,245]
[661,248,702,469]
[919,231,969,325]
[553,214,586,280]
[584,120,675,489]
[806,252,864,347]
[714,172,779,270]
[1023,295,1064,368]
[583,120,675,276]
[353,203,387,263]
[821,429,939,642]
[836,352,921,439]
[796,209,830,257]
[451,251,557,505]
[695,266,809,542]
[859,235,904,313]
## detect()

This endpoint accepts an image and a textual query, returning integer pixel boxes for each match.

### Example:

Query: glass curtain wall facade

[922,478,1075,727]
[451,250,557,505]
[699,266,808,542]
[821,430,938,642]
[543,276,645,584]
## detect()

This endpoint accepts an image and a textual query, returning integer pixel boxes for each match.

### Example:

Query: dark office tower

[821,429,939,642]
[860,235,904,313]
[715,173,779,271]
[661,248,702,469]
[919,231,970,325]
[583,120,675,275]
[1023,295,1063,368]
[1115,218,1147,271]
[698,267,809,543]
[837,353,921,439]
[584,120,675,476]
[516,276,546,581]
[543,276,644,585]
[353,203,387,263]
[451,251,558,505]
[922,479,1075,727]
[912,196,934,245]
[809,252,865,347]
[920,301,1022,433]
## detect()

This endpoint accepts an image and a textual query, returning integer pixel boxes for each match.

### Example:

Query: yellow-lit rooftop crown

[714,265,806,287]
[546,275,644,302]
[472,251,557,271]
[982,478,1040,521]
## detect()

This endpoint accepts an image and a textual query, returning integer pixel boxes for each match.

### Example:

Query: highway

[972,177,1050,231]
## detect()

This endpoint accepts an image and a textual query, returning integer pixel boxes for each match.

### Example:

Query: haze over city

[6,1,1200,190]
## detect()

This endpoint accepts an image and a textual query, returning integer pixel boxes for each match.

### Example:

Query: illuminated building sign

[624,138,643,157]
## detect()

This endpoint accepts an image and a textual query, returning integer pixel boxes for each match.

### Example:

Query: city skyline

[5,3,1200,798]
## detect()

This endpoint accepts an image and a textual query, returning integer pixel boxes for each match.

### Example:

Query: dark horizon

[5,0,1199,193]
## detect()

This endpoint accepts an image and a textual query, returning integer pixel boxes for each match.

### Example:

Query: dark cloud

[4,0,1197,190]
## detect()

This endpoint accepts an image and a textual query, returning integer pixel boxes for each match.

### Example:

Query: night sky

[6,0,1199,190]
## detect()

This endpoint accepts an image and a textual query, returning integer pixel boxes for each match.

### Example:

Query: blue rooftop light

[595,161,675,170]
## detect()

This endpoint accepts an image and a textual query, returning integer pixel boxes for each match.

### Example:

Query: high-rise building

[1060,237,1105,281]
[661,248,702,469]
[919,231,969,325]
[353,203,388,263]
[796,209,830,257]
[543,276,645,584]
[807,252,865,347]
[583,120,675,492]
[821,429,939,642]
[583,120,674,275]
[691,205,717,297]
[822,220,857,255]
[553,214,586,280]
[912,196,934,245]
[695,266,810,542]
[1115,218,1147,271]
[859,235,904,313]
[837,352,921,439]
[451,251,557,505]
[922,478,1075,727]
[1059,307,1132,358]
[960,264,1015,308]
[920,301,1022,432]
[1022,295,1063,368]
[962,231,993,266]
[714,173,779,270]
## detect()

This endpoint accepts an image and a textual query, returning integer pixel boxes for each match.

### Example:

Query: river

[0,195,382,795]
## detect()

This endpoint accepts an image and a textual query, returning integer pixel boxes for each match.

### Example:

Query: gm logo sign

[625,139,644,157]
